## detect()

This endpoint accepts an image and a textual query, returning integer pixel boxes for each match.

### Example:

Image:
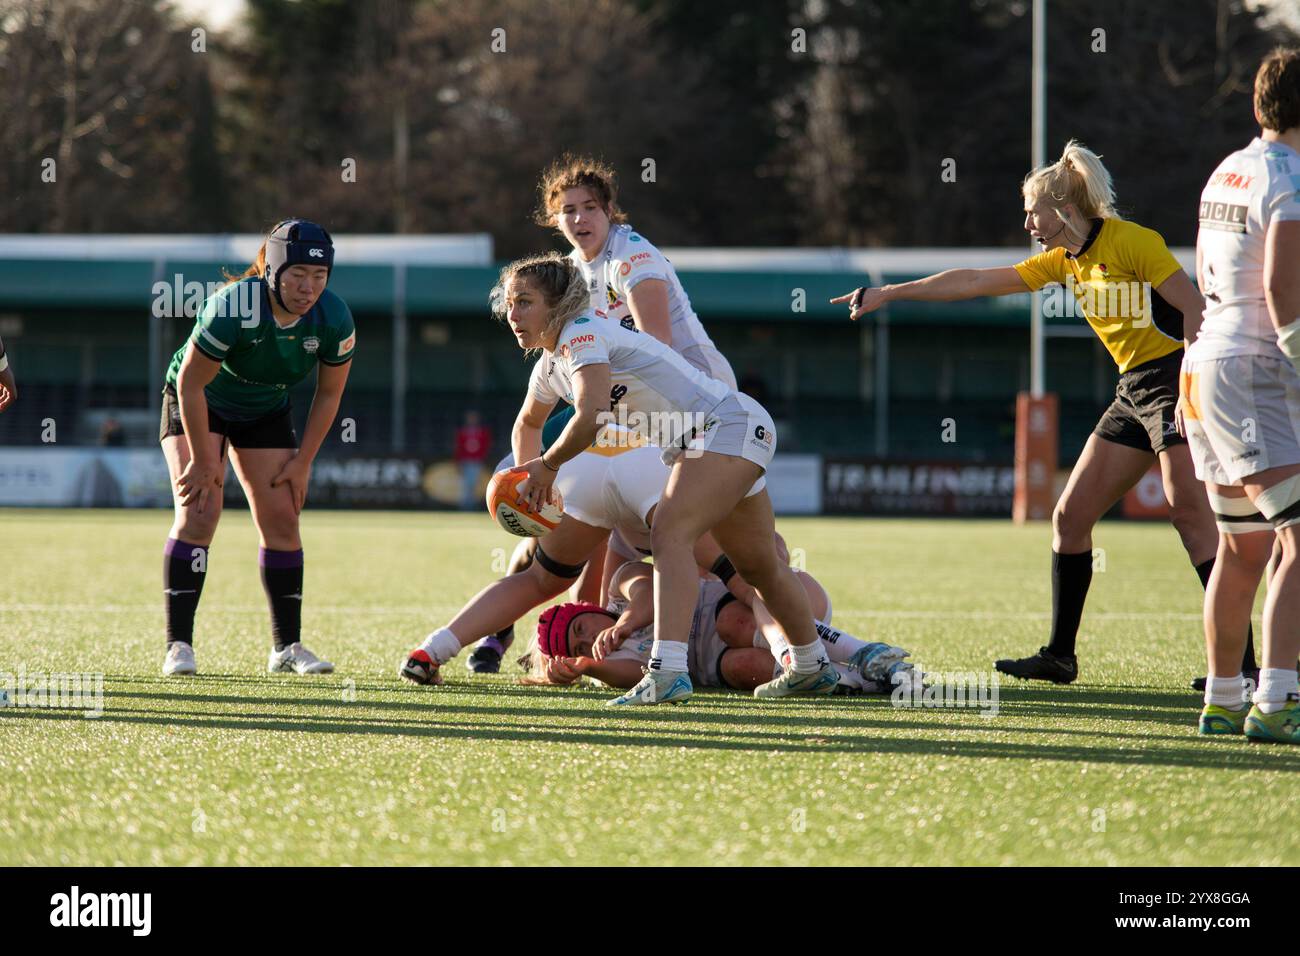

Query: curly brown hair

[532,154,629,228]
[1255,47,1300,134]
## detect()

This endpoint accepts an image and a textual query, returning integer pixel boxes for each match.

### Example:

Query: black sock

[164,538,209,645]
[1194,557,1257,672]
[1047,550,1093,658]
[491,623,514,652]
[260,547,303,651]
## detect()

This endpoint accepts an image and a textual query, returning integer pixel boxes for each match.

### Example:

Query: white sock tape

[0,352,8,372]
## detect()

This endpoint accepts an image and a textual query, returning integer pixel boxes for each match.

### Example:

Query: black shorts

[159,386,299,450]
[1093,350,1186,454]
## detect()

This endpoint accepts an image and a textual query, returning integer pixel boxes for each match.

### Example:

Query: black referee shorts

[1094,350,1186,454]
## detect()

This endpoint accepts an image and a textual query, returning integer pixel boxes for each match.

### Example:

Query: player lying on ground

[524,560,920,695]
[1190,48,1300,744]
[833,140,1236,688]
[400,440,776,686]
[159,219,355,677]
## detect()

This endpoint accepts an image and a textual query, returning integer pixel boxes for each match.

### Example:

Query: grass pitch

[1,507,1297,866]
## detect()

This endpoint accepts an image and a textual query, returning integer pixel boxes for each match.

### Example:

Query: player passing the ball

[833,141,1231,685]
[414,253,837,705]
[456,154,744,676]
[158,219,355,677]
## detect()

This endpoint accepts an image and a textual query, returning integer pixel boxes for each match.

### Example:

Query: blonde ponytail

[1022,139,1120,223]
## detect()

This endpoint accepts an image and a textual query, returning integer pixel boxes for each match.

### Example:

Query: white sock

[813,619,868,662]
[833,662,867,691]
[419,627,463,665]
[649,639,689,673]
[1254,667,1300,714]
[788,639,828,674]
[754,626,791,660]
[1204,673,1245,709]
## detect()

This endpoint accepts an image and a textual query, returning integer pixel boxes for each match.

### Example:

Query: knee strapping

[1207,491,1275,535]
[1253,474,1300,530]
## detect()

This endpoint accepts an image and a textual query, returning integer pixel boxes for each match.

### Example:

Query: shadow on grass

[92,681,1203,733]
[99,673,1205,706]
[81,698,1196,745]
[5,702,1298,773]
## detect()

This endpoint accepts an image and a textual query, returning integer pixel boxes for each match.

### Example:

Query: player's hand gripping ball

[486,467,564,537]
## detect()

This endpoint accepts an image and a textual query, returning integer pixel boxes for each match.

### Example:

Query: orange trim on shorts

[1179,369,1202,421]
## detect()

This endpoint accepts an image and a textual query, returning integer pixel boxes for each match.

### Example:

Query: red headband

[536,602,607,657]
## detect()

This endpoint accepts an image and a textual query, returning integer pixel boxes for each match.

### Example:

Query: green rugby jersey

[165,277,356,420]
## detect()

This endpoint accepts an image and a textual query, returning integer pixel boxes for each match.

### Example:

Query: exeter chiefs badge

[302,336,320,354]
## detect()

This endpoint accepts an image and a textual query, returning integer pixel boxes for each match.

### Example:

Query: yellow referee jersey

[1014,218,1185,372]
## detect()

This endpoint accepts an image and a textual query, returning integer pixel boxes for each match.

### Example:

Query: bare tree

[0,0,223,231]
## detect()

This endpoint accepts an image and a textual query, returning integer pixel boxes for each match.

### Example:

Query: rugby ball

[486,468,563,537]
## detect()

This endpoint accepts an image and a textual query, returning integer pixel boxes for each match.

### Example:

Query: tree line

[0,0,1292,253]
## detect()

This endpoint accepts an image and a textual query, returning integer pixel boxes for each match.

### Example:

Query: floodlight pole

[1030,0,1046,397]
[392,263,408,452]
[1013,0,1057,523]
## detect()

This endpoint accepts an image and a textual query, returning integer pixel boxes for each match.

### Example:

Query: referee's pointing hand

[830,286,888,321]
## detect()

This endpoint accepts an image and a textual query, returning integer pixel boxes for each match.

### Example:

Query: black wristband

[540,453,559,472]
[710,554,736,585]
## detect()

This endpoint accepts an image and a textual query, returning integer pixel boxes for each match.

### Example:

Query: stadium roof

[0,235,1195,324]
[0,233,494,265]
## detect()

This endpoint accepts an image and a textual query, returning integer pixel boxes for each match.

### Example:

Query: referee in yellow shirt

[833,141,1250,685]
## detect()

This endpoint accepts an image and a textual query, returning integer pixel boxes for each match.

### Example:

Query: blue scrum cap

[263,219,334,310]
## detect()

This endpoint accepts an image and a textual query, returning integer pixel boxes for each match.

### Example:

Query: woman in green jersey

[158,219,356,677]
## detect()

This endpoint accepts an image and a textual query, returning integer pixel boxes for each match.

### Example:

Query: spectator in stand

[100,416,126,447]
[455,410,492,510]
[0,333,15,413]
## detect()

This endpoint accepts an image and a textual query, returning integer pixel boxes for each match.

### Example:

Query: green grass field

[1,507,1297,866]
